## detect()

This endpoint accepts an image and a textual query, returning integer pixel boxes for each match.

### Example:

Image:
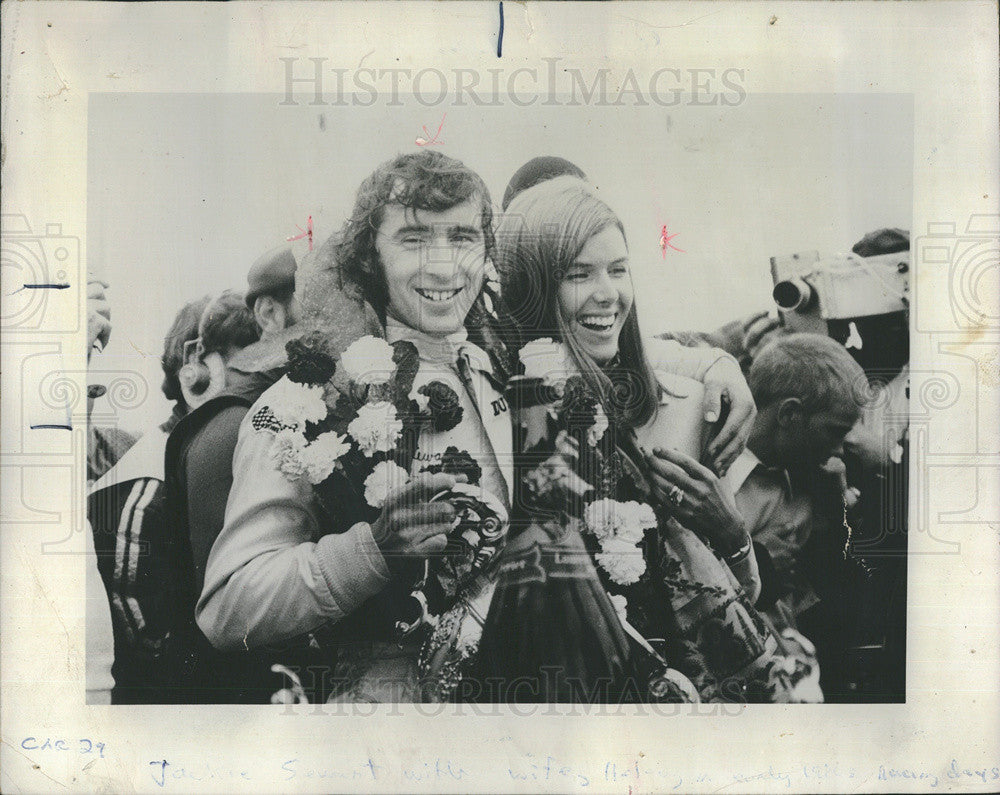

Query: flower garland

[512,338,821,704]
[518,338,653,586]
[253,332,471,501]
[252,331,504,651]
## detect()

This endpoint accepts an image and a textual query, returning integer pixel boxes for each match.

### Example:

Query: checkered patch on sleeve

[251,406,284,434]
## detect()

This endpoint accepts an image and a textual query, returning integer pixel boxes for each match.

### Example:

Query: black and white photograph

[83,90,912,707]
[2,2,998,793]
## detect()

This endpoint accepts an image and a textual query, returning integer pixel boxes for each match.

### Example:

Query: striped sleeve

[110,478,164,649]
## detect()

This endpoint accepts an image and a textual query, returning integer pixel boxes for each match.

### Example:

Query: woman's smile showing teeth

[415,286,464,302]
[578,313,618,332]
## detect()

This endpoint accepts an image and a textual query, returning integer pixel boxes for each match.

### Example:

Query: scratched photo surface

[2,1,998,792]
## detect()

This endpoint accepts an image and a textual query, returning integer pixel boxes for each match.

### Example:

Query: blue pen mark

[30,424,73,430]
[497,2,504,57]
[7,283,71,296]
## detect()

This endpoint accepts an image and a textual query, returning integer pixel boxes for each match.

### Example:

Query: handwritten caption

[14,737,998,790]
[20,737,106,757]
[136,753,1000,790]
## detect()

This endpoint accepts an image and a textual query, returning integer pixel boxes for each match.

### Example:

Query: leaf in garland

[389,423,422,472]
[332,388,363,422]
[390,341,420,406]
[303,411,350,442]
[559,376,599,435]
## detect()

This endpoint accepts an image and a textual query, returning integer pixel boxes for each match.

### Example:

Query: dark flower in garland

[414,381,464,432]
[560,375,600,434]
[422,446,482,485]
[285,332,337,385]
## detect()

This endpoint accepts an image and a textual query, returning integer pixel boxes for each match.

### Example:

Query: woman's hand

[645,446,748,556]
[701,355,756,476]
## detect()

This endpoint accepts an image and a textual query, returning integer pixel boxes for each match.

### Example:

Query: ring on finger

[667,484,685,507]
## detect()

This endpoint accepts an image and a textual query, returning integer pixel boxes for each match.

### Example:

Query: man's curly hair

[332,150,499,327]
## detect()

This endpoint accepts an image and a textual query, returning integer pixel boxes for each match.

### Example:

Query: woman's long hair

[496,177,659,428]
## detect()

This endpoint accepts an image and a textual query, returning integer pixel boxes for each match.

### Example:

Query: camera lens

[772,278,812,310]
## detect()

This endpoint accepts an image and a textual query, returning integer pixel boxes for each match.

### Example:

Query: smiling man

[196,151,513,702]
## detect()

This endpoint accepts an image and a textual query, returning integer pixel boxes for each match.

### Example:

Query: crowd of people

[86,150,909,705]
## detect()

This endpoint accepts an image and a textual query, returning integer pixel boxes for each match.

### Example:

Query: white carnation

[269,428,309,480]
[340,335,396,385]
[267,375,328,429]
[518,338,574,387]
[363,461,411,508]
[584,498,657,545]
[587,403,609,447]
[620,500,658,538]
[300,431,352,485]
[595,538,647,585]
[584,498,620,543]
[347,400,403,457]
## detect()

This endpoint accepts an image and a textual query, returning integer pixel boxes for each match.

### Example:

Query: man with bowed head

[197,150,757,702]
[721,333,868,696]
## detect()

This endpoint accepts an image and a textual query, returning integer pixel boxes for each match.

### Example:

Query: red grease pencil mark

[287,216,313,251]
[416,114,446,146]
[659,224,684,257]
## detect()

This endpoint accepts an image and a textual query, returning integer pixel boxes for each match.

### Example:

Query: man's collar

[723,447,795,499]
[226,325,302,373]
[385,319,492,373]
[721,448,762,493]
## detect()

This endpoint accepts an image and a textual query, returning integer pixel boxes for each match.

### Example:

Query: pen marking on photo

[497,2,505,58]
[8,283,71,295]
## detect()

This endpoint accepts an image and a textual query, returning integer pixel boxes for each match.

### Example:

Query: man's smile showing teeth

[415,287,463,302]
[578,313,617,332]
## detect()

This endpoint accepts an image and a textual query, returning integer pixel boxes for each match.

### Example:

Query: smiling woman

[496,175,658,428]
[481,175,816,704]
[557,225,635,366]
